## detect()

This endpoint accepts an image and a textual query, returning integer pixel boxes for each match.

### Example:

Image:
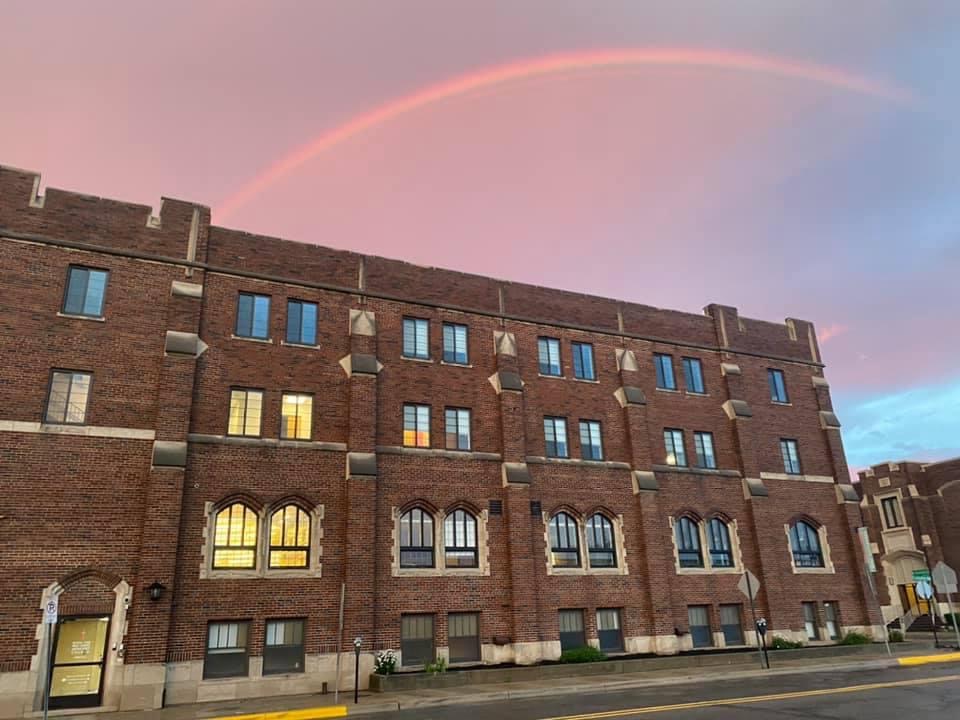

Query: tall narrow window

[664,429,687,466]
[682,357,705,393]
[824,602,840,640]
[780,438,801,474]
[558,609,586,651]
[286,300,317,345]
[442,322,469,364]
[228,389,263,437]
[579,420,603,460]
[720,605,743,645]
[63,266,109,318]
[544,417,569,458]
[675,516,703,568]
[688,606,713,647]
[269,505,310,568]
[768,368,789,403]
[549,513,580,568]
[444,408,471,451]
[45,370,92,424]
[708,518,733,568]
[790,521,824,568]
[213,503,258,569]
[403,317,430,359]
[204,622,250,679]
[586,513,616,568]
[399,508,434,568]
[538,337,562,376]
[403,404,430,447]
[281,393,312,440]
[263,619,305,674]
[400,615,435,667]
[802,602,820,639]
[572,342,596,380]
[693,431,716,469]
[881,497,903,528]
[448,613,480,663]
[444,510,478,568]
[597,609,623,653]
[654,353,676,390]
[236,292,270,339]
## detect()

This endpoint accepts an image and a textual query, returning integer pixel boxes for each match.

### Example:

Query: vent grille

[530,500,542,517]
[489,500,503,516]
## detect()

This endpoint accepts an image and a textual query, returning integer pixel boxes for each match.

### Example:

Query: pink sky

[2,1,958,469]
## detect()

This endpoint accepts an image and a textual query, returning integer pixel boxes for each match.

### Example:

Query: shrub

[425,656,448,674]
[838,632,871,645]
[559,646,606,663]
[888,630,904,643]
[944,613,960,629]
[374,649,397,675]
[769,636,803,650]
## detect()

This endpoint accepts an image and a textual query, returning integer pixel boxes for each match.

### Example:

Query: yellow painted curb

[898,652,960,666]
[216,706,348,720]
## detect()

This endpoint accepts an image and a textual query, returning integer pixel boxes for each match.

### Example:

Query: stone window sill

[792,567,835,575]
[401,355,433,363]
[231,334,273,344]
[655,387,680,394]
[771,401,792,407]
[440,360,473,368]
[538,373,565,380]
[280,340,319,350]
[676,566,742,576]
[394,568,488,578]
[572,377,600,384]
[56,312,105,322]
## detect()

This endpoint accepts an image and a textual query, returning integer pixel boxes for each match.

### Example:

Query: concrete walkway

[42,642,951,720]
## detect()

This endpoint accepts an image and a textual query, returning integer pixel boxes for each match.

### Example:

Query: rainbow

[215,48,912,220]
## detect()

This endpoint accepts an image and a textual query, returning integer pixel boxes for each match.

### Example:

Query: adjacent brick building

[0,164,884,717]
[857,457,960,629]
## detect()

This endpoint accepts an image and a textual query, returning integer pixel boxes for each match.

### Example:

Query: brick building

[0,164,883,716]
[857,457,960,629]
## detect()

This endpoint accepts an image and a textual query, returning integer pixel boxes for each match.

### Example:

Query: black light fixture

[146,581,166,601]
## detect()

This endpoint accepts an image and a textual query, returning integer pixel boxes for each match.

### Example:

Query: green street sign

[913,569,932,582]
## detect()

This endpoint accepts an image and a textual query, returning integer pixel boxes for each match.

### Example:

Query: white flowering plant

[374,649,397,675]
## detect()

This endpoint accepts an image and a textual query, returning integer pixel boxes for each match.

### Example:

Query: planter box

[369,643,882,693]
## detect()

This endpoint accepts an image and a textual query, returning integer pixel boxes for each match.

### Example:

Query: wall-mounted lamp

[146,581,167,601]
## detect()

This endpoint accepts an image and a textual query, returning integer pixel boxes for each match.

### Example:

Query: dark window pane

[401,614,434,666]
[720,605,743,645]
[688,606,712,647]
[597,609,623,652]
[559,610,586,651]
[263,619,305,674]
[448,613,480,663]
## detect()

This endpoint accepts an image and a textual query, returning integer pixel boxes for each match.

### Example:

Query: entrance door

[49,616,110,708]
[901,584,931,616]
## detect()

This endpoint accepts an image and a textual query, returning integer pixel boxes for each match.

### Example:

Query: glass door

[49,616,110,708]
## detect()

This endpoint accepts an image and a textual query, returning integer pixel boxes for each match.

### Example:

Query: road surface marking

[541,673,960,719]
[899,652,960,666]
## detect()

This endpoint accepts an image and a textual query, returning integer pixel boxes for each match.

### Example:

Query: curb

[898,651,960,666]
[219,707,347,720]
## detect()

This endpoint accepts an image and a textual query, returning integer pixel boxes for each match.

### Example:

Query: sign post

[334,582,345,704]
[738,570,766,669]
[933,561,960,649]
[858,527,891,656]
[916,579,939,646]
[42,597,58,720]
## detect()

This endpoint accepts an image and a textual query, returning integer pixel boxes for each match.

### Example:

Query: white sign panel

[933,562,958,594]
[915,580,934,600]
[857,527,876,573]
[738,570,761,600]
[43,597,59,625]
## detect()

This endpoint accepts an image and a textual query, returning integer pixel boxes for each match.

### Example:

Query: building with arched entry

[857,458,960,630]
[0,164,885,717]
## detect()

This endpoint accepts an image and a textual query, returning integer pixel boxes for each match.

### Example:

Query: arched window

[213,503,258,569]
[790,520,824,567]
[269,505,311,568]
[586,514,616,568]
[675,516,703,568]
[400,508,434,568]
[444,509,478,568]
[707,518,733,568]
[549,512,581,568]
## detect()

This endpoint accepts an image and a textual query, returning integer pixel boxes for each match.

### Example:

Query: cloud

[817,323,848,344]
[836,377,960,470]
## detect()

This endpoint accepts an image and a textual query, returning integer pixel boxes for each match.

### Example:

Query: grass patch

[559,646,607,663]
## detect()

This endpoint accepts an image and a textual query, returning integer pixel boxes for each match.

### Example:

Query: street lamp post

[353,637,362,704]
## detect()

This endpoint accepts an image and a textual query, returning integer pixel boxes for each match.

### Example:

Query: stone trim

[376,446,501,462]
[668,516,745,575]
[742,478,768,498]
[152,440,187,468]
[502,462,532,485]
[720,362,741,376]
[493,331,517,356]
[349,309,376,336]
[338,353,383,376]
[390,506,491,577]
[721,399,753,419]
[760,472,834,484]
[819,410,842,429]
[525,456,631,470]
[187,434,346,452]
[347,452,378,476]
[614,386,646,407]
[0,420,155,440]
[651,464,741,478]
[170,280,203,298]
[632,470,659,493]
[488,371,523,394]
[835,484,859,503]
[615,348,639,372]
[811,375,830,388]
[542,511,629,576]
[785,522,836,575]
[199,502,324,580]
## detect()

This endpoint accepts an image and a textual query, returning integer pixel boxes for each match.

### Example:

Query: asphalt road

[387,664,960,719]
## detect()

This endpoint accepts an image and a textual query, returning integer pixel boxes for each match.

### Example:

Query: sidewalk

[42,642,954,720]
